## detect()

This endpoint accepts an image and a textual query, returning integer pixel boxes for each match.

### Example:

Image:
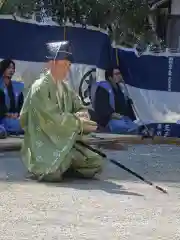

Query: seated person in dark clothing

[0,59,24,134]
[0,91,7,138]
[92,68,138,133]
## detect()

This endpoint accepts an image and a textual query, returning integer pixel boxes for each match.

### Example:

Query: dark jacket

[0,83,24,120]
[94,82,136,127]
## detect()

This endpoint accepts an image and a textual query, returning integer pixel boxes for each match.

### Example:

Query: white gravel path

[0,144,179,239]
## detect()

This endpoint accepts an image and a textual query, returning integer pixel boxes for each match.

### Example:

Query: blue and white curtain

[1,15,180,128]
[114,47,180,123]
[0,16,110,98]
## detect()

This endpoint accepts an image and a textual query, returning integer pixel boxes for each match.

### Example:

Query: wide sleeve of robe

[20,73,83,176]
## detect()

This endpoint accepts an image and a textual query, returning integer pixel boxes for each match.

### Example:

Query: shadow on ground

[43,179,143,196]
[0,144,180,188]
[0,151,144,196]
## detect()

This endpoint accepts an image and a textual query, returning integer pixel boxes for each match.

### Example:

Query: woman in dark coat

[0,59,24,134]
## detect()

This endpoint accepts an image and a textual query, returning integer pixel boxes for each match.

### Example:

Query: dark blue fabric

[12,81,24,93]
[0,117,23,134]
[118,50,169,91]
[91,81,115,110]
[97,122,180,138]
[0,80,24,111]
[0,80,24,134]
[108,117,138,134]
[137,123,180,138]
[113,48,180,92]
[0,19,111,69]
[171,57,180,92]
[0,124,7,138]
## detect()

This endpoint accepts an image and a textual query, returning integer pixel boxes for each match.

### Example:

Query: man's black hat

[46,41,73,62]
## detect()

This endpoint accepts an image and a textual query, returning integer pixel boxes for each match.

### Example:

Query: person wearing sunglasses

[92,68,137,133]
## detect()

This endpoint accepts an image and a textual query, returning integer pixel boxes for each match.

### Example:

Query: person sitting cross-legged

[0,59,24,135]
[92,68,138,134]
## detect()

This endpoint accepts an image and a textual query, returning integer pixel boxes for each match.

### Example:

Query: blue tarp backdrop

[1,17,180,137]
[117,49,180,92]
[0,19,112,69]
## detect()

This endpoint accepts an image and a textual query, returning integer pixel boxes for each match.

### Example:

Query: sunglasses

[113,72,121,76]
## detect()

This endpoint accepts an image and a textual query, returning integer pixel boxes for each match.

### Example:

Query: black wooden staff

[77,140,168,194]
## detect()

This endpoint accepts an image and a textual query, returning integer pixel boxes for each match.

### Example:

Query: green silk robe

[20,71,103,181]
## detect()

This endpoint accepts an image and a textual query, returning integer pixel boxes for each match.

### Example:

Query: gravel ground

[0,144,180,240]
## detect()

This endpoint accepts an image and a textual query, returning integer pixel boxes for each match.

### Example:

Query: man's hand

[79,118,97,134]
[82,123,97,134]
[111,113,123,120]
[75,111,90,120]
[12,113,19,119]
[75,111,97,134]
[6,113,18,119]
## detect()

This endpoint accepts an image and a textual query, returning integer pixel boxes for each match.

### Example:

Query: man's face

[3,63,15,78]
[112,68,121,83]
[52,60,71,81]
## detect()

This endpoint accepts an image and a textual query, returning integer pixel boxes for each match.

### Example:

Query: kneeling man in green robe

[20,41,103,182]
